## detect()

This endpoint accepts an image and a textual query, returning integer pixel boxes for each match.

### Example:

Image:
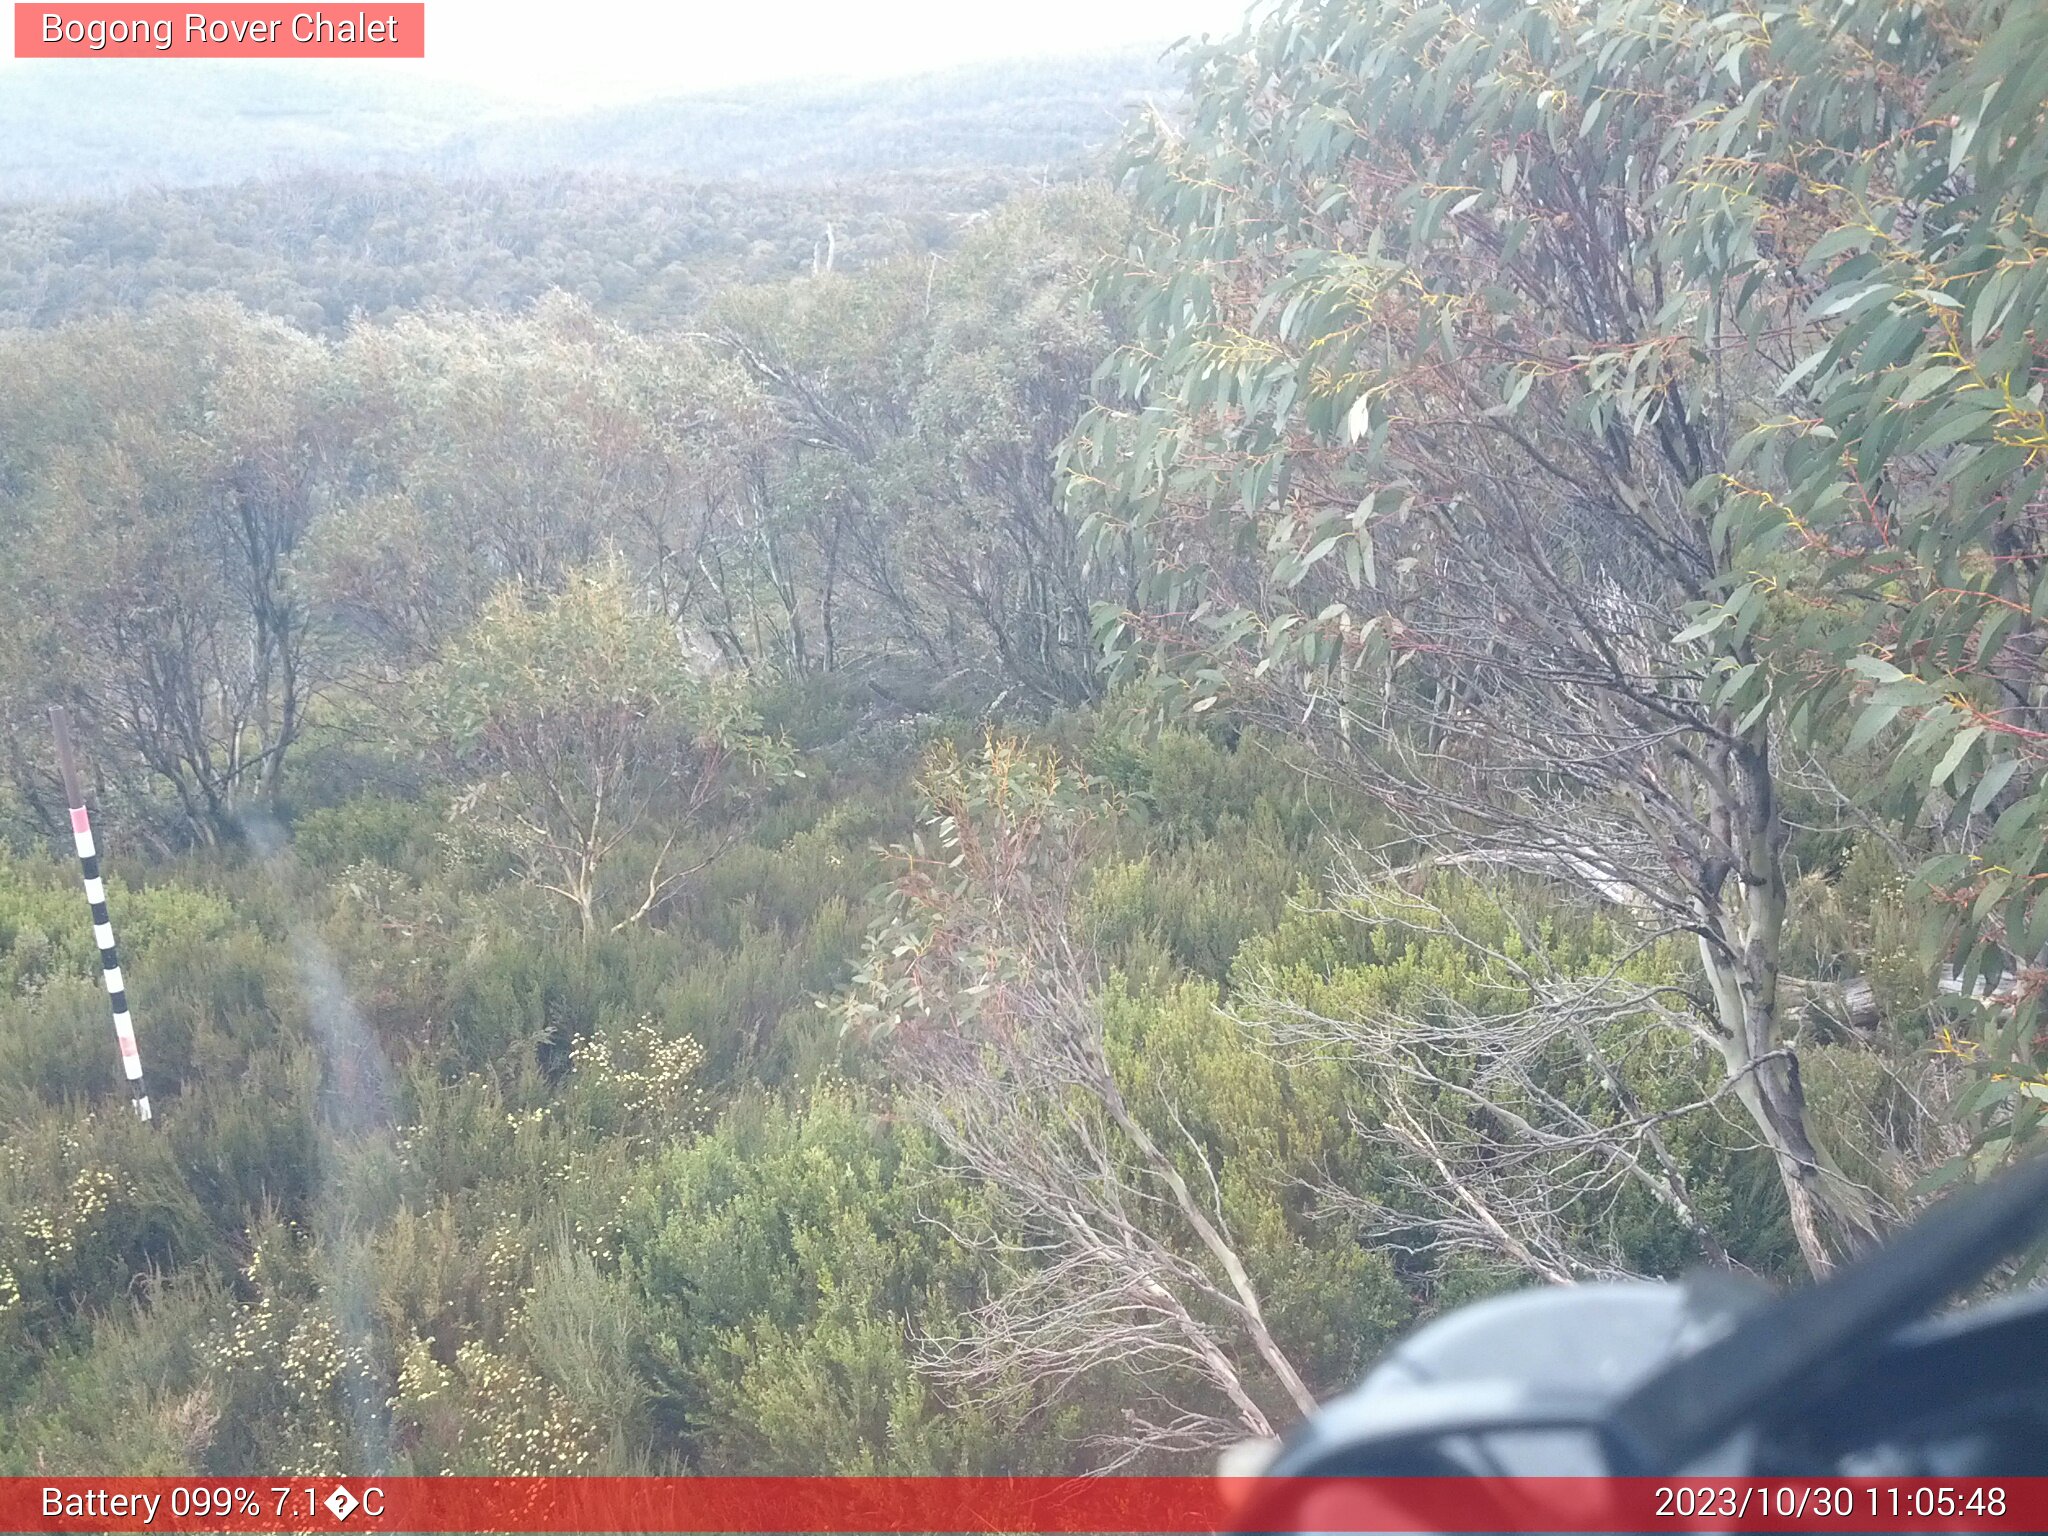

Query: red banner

[13,5,424,58]
[3,1477,2043,1533]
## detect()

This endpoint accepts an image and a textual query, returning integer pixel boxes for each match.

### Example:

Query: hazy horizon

[1,0,1261,108]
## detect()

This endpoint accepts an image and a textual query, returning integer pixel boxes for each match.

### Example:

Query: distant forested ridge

[432,51,1177,182]
[0,50,1174,201]
[4,0,2048,1483]
[0,168,1053,331]
[0,50,1173,333]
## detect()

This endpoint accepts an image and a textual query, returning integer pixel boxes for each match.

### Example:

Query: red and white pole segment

[49,707,152,1122]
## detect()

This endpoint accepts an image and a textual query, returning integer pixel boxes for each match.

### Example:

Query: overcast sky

[3,0,1266,107]
[410,0,1263,104]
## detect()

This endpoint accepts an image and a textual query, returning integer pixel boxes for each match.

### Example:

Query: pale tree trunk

[1699,732,1884,1276]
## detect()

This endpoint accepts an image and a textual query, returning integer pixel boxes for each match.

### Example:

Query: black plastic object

[1251,1153,2048,1498]
[1603,1151,2048,1473]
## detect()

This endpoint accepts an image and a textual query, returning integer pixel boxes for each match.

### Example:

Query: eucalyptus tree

[0,301,336,843]
[701,266,927,677]
[1063,0,1972,1272]
[841,741,1332,1460]
[409,567,784,941]
[906,190,1128,705]
[1737,2,2048,1167]
[707,191,1124,702]
[305,297,773,677]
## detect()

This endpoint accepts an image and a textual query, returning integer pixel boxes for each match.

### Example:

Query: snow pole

[49,707,151,1122]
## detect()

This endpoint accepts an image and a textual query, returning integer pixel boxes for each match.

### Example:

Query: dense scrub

[5,0,2045,1478]
[3,714,1880,1471]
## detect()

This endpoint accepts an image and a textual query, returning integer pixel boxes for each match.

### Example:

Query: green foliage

[1234,879,1803,1286]
[1066,0,1881,707]
[1099,976,1414,1388]
[0,300,333,842]
[0,1110,212,1401]
[0,1272,226,1474]
[288,792,449,877]
[838,734,1100,1043]
[1053,0,2035,1272]
[696,185,1125,698]
[621,1081,1019,1473]
[1721,3,2048,1160]
[1070,725,1395,978]
[3,6,2032,1471]
[0,664,1948,1470]
[410,567,789,939]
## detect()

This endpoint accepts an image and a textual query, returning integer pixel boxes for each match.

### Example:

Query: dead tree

[1233,864,1742,1285]
[844,742,1314,1463]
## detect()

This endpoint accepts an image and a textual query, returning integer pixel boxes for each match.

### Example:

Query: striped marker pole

[49,707,152,1122]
